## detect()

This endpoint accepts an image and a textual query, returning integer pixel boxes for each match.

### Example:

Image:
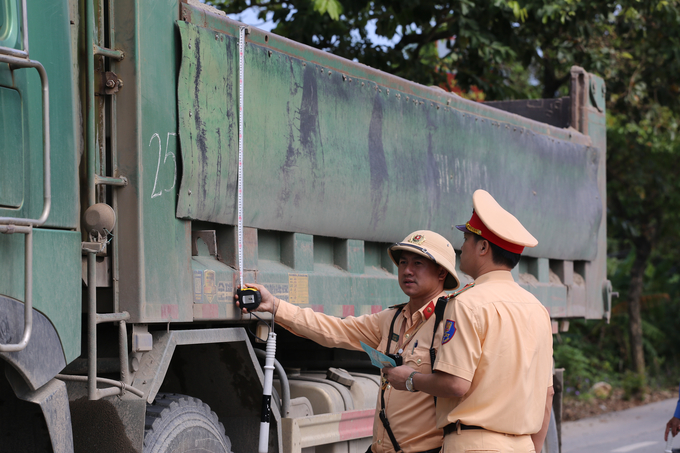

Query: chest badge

[441,320,456,344]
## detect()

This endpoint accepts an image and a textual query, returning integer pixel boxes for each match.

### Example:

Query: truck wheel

[542,410,559,453]
[143,393,233,453]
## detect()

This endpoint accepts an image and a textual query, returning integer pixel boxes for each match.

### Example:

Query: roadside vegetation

[556,248,680,405]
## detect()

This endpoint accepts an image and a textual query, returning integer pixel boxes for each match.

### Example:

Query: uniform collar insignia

[452,282,475,297]
[422,300,436,320]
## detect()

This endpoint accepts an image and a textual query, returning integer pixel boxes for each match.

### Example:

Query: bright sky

[226,6,401,49]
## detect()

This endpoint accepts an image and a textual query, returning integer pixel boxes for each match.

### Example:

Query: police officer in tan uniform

[239,230,461,453]
[384,191,554,453]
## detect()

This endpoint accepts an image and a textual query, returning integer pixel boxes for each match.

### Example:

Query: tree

[512,0,680,378]
[599,2,680,376]
[211,0,532,98]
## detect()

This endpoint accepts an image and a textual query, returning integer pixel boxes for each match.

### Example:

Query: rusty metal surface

[96,71,123,96]
[176,15,601,262]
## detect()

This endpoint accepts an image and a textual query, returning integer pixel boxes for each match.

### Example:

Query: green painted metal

[0,0,20,50]
[176,14,601,264]
[176,20,237,222]
[179,3,607,321]
[0,0,79,363]
[113,0,194,323]
[0,86,23,208]
[93,44,124,61]
[191,227,406,320]
[0,0,78,228]
[0,229,81,363]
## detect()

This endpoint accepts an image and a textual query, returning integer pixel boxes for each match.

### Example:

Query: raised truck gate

[0,0,609,452]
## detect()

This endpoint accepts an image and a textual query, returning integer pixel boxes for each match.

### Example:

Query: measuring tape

[237,27,275,453]
[238,25,246,291]
[236,27,261,313]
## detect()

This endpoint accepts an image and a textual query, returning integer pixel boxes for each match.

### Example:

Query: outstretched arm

[234,282,384,351]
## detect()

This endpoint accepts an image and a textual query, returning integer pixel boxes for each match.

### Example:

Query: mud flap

[7,367,75,453]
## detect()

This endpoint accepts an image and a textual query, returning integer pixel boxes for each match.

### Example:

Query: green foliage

[554,319,621,396]
[312,0,342,20]
[622,371,647,400]
[210,0,537,98]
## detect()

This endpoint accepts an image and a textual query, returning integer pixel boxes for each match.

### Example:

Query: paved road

[562,398,679,453]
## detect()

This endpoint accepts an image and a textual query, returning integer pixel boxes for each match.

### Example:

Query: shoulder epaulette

[452,282,475,298]
[388,302,407,310]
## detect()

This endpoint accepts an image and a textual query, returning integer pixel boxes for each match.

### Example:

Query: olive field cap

[455,189,538,254]
[388,230,461,290]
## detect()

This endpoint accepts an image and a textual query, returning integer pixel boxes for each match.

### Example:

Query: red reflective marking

[371,305,382,314]
[342,305,354,317]
[161,304,179,319]
[338,409,374,441]
[196,304,219,319]
[311,305,324,313]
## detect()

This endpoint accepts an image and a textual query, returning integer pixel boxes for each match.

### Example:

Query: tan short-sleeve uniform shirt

[276,293,449,453]
[434,271,553,435]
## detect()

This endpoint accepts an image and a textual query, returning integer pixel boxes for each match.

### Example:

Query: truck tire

[542,410,559,453]
[143,393,233,453]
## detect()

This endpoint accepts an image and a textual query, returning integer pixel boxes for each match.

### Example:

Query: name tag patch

[442,320,456,344]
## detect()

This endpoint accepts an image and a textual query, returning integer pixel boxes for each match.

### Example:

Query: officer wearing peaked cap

[383,191,554,453]
[239,230,462,453]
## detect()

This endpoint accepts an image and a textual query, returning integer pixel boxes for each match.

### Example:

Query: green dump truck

[0,0,611,452]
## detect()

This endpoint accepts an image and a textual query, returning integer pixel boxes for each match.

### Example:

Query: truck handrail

[0,53,51,353]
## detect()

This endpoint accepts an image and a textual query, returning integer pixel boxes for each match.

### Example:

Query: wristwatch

[405,371,419,392]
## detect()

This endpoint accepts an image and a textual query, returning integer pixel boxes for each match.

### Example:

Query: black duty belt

[365,447,440,453]
[443,422,485,435]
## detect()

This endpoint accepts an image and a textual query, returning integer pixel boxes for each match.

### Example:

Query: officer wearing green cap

[383,191,554,453]
[238,230,460,453]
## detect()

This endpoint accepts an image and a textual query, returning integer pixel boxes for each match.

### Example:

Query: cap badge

[408,234,425,245]
[465,222,482,236]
